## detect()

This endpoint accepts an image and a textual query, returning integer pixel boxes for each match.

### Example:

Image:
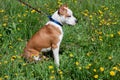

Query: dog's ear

[58,4,68,15]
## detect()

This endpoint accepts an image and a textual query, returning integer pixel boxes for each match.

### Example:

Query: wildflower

[4,75,9,79]
[17,14,21,17]
[0,34,2,37]
[51,70,54,74]
[69,53,74,57]
[89,15,93,20]
[4,61,8,64]
[31,9,36,13]
[104,7,108,10]
[0,62,1,65]
[86,66,90,69]
[19,20,22,23]
[98,10,103,15]
[2,23,7,27]
[100,67,104,72]
[113,67,118,70]
[108,56,112,60]
[0,9,5,13]
[117,31,120,35]
[75,61,79,66]
[110,71,115,76]
[50,75,55,79]
[48,65,54,69]
[58,70,63,75]
[94,74,98,79]
[0,77,2,80]
[23,13,27,17]
[14,73,18,76]
[17,27,20,31]
[99,36,103,41]
[93,69,97,72]
[110,34,114,38]
[79,66,82,70]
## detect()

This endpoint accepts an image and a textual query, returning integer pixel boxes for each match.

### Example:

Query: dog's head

[56,5,77,26]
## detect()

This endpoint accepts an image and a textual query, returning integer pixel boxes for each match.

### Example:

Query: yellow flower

[69,53,74,57]
[117,31,120,35]
[110,71,115,76]
[2,23,7,27]
[58,70,63,75]
[99,36,103,41]
[75,61,79,66]
[14,73,18,76]
[0,34,2,37]
[79,67,82,70]
[89,15,93,20]
[110,34,114,38]
[94,74,98,79]
[104,7,108,10]
[93,69,97,72]
[0,9,5,13]
[51,70,54,74]
[48,65,53,69]
[31,9,36,13]
[100,67,104,72]
[0,62,1,65]
[113,67,118,70]
[0,77,2,80]
[4,75,9,79]
[4,61,8,64]
[86,66,90,69]
[19,20,22,23]
[108,56,112,60]
[50,75,55,79]
[98,10,103,15]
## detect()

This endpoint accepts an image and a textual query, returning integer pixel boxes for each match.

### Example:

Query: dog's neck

[50,11,64,26]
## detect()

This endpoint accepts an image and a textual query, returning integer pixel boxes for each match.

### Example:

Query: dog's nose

[75,20,78,23]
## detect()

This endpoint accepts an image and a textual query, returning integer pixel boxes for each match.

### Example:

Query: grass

[0,0,120,80]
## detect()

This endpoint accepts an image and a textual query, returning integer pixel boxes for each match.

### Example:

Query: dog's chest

[41,21,63,52]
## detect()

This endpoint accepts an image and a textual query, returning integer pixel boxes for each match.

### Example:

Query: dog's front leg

[52,47,60,68]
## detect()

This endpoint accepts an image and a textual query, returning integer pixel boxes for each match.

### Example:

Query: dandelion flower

[48,65,53,69]
[100,67,104,72]
[4,75,9,79]
[113,67,118,70]
[110,71,115,76]
[108,56,112,60]
[0,77,2,80]
[2,23,7,27]
[79,66,82,70]
[31,9,36,13]
[50,75,55,79]
[94,74,98,79]
[117,31,120,35]
[0,34,2,37]
[93,69,97,72]
[0,9,5,13]
[110,34,114,38]
[69,53,74,57]
[75,61,79,66]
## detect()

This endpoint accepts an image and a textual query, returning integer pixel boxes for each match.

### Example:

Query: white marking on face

[64,8,77,25]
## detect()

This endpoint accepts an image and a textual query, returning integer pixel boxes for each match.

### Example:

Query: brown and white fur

[22,5,77,67]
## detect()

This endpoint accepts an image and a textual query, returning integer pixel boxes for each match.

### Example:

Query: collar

[48,16,63,27]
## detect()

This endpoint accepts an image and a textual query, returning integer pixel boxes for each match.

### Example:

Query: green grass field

[0,0,120,80]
